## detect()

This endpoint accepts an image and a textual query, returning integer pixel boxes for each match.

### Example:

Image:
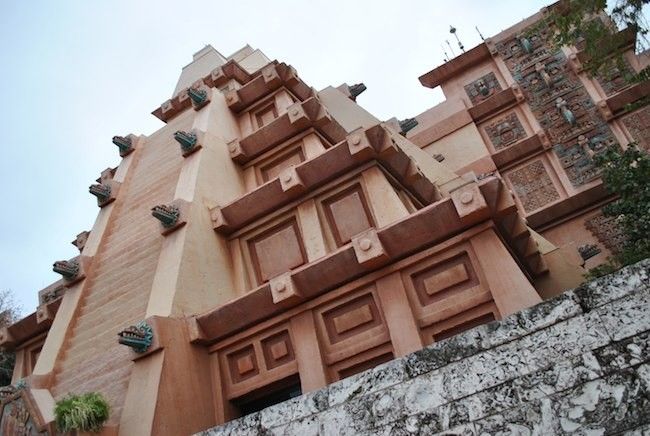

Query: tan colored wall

[422,124,490,174]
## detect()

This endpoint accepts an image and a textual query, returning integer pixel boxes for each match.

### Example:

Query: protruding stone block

[278,166,304,194]
[36,304,56,324]
[261,64,281,85]
[568,53,584,74]
[451,184,489,223]
[71,231,90,252]
[228,139,247,164]
[597,100,613,121]
[225,89,241,108]
[270,273,301,304]
[210,206,229,232]
[287,102,308,125]
[0,328,15,349]
[352,229,388,268]
[346,127,375,160]
[52,259,79,280]
[512,84,525,102]
[112,135,134,157]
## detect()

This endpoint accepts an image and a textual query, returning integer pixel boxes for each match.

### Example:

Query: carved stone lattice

[585,213,627,254]
[507,160,561,213]
[496,26,619,187]
[463,72,502,105]
[484,112,526,150]
[621,106,650,152]
[578,243,601,261]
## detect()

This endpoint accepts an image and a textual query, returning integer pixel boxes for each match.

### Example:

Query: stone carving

[484,113,526,150]
[188,87,208,107]
[398,118,418,135]
[88,183,112,205]
[585,212,627,255]
[173,130,198,154]
[117,321,153,353]
[348,83,367,98]
[507,160,560,213]
[52,259,79,279]
[578,243,601,261]
[463,72,502,105]
[151,204,180,228]
[0,396,45,436]
[198,261,650,436]
[596,57,634,96]
[40,284,65,304]
[621,106,650,151]
[496,27,619,187]
[112,135,133,157]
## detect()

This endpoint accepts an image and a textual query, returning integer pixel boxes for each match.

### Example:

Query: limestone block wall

[198,259,650,435]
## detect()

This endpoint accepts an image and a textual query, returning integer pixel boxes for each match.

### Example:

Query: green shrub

[54,392,110,433]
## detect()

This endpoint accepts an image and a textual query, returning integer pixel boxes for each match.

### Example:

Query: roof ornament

[349,83,367,99]
[112,136,133,157]
[151,204,180,228]
[52,259,79,279]
[399,118,419,135]
[118,321,153,353]
[476,26,485,41]
[89,184,112,205]
[450,25,465,53]
[174,130,198,154]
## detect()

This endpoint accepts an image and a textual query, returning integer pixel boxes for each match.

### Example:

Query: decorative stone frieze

[196,260,650,436]
[117,321,153,353]
[506,160,560,213]
[621,106,650,151]
[463,72,502,105]
[484,112,526,151]
[585,212,627,255]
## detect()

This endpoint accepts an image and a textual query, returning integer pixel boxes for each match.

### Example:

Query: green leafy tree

[0,290,21,386]
[587,144,650,277]
[545,0,649,82]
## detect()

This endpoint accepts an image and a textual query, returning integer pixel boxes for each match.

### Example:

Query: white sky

[0,0,552,314]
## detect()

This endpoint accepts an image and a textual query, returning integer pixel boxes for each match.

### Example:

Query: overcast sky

[0,0,553,314]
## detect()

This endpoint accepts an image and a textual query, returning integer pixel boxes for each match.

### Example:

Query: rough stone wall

[198,259,650,435]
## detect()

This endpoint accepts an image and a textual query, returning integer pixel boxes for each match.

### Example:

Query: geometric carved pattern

[463,72,502,105]
[585,212,627,255]
[260,146,305,182]
[322,184,375,247]
[621,106,650,152]
[248,218,307,284]
[261,331,294,370]
[507,159,561,213]
[227,345,259,383]
[321,293,382,345]
[496,27,619,187]
[596,57,634,96]
[484,112,526,150]
[553,132,614,186]
[408,252,479,309]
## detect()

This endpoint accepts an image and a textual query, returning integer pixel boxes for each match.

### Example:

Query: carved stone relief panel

[496,27,619,188]
[400,245,494,338]
[506,159,561,213]
[585,212,627,254]
[484,112,526,150]
[463,72,503,105]
[219,325,297,399]
[596,57,634,96]
[314,286,390,366]
[321,184,376,247]
[0,395,48,436]
[621,106,650,151]
[247,218,307,285]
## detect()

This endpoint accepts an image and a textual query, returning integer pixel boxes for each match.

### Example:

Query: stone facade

[198,259,650,435]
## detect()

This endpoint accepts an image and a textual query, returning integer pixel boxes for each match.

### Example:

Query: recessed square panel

[255,102,278,129]
[321,293,382,345]
[248,219,307,284]
[409,253,479,308]
[226,345,259,383]
[261,330,295,370]
[323,185,375,246]
[260,146,305,182]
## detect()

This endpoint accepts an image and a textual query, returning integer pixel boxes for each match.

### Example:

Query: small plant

[54,392,110,434]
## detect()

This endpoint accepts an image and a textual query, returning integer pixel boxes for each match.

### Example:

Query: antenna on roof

[450,25,465,53]
[441,44,450,62]
[446,40,456,57]
[475,26,485,41]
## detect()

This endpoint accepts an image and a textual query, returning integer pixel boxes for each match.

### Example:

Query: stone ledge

[197,259,650,436]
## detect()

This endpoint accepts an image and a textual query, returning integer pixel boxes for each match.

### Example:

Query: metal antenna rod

[441,44,450,62]
[446,39,456,57]
[450,25,465,53]
[476,26,485,41]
